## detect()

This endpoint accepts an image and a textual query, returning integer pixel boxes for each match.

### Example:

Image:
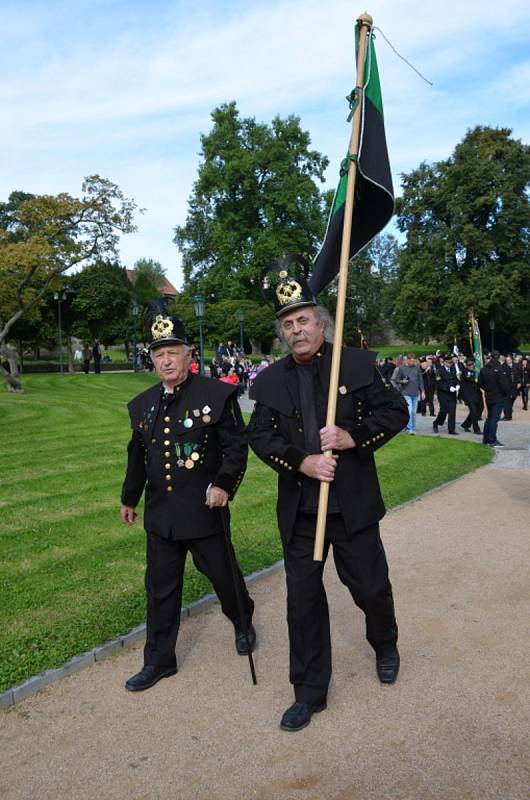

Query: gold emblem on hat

[276,279,303,306]
[151,315,174,340]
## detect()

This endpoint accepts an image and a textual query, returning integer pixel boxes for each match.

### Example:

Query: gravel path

[1,407,528,800]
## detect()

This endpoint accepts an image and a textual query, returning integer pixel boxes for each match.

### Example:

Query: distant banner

[469,312,483,375]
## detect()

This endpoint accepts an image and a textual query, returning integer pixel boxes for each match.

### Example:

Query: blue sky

[2,0,529,289]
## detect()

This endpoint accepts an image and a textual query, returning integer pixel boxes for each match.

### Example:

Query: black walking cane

[220,505,257,685]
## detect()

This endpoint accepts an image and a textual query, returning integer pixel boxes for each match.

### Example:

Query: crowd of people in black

[130,337,529,449]
[378,350,529,447]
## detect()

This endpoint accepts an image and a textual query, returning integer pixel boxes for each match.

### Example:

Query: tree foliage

[131,258,167,303]
[0,176,138,391]
[70,261,134,345]
[174,102,329,301]
[169,295,275,353]
[321,233,399,345]
[392,126,530,348]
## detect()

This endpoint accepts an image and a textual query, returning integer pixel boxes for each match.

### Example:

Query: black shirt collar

[286,340,328,371]
[160,371,194,400]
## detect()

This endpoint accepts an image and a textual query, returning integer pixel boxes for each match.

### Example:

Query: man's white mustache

[288,333,309,343]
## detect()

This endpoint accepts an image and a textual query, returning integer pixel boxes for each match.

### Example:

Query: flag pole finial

[357,11,373,26]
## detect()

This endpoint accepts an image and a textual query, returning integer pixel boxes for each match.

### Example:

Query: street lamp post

[53,289,67,375]
[237,308,245,353]
[132,299,140,372]
[489,319,495,353]
[193,294,206,375]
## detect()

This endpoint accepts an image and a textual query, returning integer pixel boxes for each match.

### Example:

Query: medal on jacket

[176,442,202,468]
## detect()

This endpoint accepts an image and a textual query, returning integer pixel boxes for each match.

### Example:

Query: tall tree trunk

[0,342,24,393]
[66,334,74,373]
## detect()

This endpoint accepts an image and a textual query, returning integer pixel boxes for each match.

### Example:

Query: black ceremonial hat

[259,253,315,318]
[273,271,317,318]
[149,314,188,349]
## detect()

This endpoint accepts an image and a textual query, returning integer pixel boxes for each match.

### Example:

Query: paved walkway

[1,407,529,800]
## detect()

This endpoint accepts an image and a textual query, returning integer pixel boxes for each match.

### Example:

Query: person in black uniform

[419,356,437,416]
[516,356,529,410]
[502,354,518,420]
[478,350,511,447]
[93,339,102,374]
[433,354,460,435]
[247,274,408,732]
[459,358,482,434]
[120,314,255,692]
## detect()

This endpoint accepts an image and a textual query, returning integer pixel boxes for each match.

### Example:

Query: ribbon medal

[175,441,202,469]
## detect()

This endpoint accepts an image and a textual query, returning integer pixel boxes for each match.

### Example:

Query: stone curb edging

[0,456,500,711]
[0,562,284,711]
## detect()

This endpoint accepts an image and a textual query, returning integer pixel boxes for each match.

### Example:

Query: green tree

[70,261,134,348]
[169,295,275,354]
[174,102,329,301]
[393,126,530,348]
[131,258,168,303]
[0,176,138,391]
[320,233,399,345]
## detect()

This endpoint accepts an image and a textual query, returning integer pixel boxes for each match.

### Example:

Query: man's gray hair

[276,304,335,350]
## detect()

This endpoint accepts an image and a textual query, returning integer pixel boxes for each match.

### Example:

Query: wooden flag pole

[313,11,373,561]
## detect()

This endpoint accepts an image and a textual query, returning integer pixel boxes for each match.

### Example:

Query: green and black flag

[469,311,483,375]
[309,25,394,296]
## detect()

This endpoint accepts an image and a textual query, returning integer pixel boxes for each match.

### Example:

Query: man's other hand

[299,454,338,482]
[120,505,138,525]
[206,486,229,508]
[319,425,356,451]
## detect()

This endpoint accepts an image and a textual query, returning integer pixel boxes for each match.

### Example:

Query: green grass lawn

[0,374,492,691]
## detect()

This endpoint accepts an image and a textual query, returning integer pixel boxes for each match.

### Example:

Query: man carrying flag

[248,273,407,730]
[248,13,407,732]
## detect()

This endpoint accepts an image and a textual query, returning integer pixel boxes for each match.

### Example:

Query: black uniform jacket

[459,367,480,403]
[478,362,511,404]
[121,374,247,539]
[247,344,408,544]
[517,364,530,387]
[435,365,459,395]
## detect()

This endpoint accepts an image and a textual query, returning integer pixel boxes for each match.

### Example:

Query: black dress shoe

[235,623,257,655]
[448,431,459,435]
[280,701,327,731]
[473,428,482,435]
[125,664,177,692]
[461,424,470,432]
[376,647,400,684]
[432,423,439,433]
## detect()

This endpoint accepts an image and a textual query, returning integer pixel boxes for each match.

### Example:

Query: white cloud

[1,0,529,288]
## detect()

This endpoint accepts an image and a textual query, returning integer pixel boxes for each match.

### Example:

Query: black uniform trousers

[434,393,457,432]
[283,513,398,707]
[144,531,253,668]
[420,387,435,416]
[462,396,482,432]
